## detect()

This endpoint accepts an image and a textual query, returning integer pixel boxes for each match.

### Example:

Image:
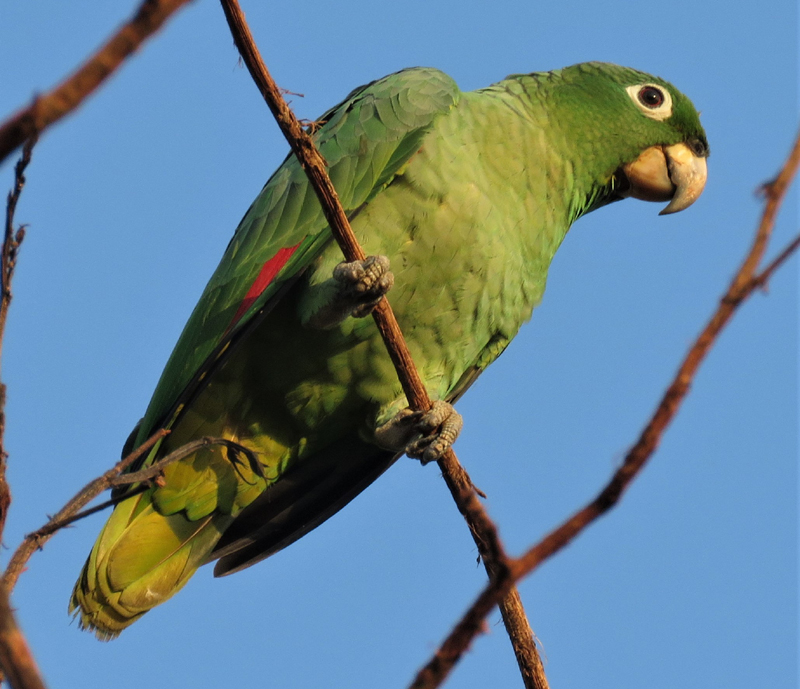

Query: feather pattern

[71,63,707,638]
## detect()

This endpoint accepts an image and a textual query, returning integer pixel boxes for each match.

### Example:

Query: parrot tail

[69,488,230,640]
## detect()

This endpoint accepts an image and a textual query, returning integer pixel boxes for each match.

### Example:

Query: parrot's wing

[211,437,400,576]
[210,333,513,576]
[137,67,461,446]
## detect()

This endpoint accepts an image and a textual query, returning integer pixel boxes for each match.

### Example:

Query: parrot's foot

[308,255,394,329]
[374,401,463,465]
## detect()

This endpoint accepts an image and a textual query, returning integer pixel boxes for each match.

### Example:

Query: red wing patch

[228,242,302,329]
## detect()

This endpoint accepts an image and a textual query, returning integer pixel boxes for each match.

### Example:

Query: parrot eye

[625,83,673,121]
[638,86,664,108]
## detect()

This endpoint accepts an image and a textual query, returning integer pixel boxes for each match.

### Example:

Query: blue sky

[0,1,796,687]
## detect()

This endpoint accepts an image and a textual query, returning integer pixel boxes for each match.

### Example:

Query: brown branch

[0,382,12,552]
[0,587,46,689]
[0,432,252,592]
[218,2,548,686]
[0,139,35,550]
[32,484,152,533]
[1,427,166,592]
[493,586,548,687]
[0,0,195,167]
[752,232,800,287]
[409,125,800,689]
[1,138,34,355]
[0,140,46,689]
[0,3,199,679]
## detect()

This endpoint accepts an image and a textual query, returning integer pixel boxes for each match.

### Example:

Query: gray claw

[333,255,394,318]
[374,401,463,465]
[308,255,394,329]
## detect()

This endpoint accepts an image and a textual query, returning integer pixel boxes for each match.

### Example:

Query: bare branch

[0,139,36,548]
[0,383,13,552]
[409,125,800,689]
[753,232,800,287]
[0,587,46,689]
[218,2,547,685]
[0,0,195,167]
[0,139,47,689]
[436,463,546,689]
[1,137,35,354]
[32,484,152,534]
[494,587,548,688]
[0,432,253,592]
[1,427,166,591]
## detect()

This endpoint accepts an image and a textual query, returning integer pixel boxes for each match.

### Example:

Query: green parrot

[71,62,708,638]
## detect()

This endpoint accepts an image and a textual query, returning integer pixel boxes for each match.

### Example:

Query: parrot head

[544,62,709,217]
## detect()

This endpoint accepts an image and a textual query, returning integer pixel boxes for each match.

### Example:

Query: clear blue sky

[0,1,796,687]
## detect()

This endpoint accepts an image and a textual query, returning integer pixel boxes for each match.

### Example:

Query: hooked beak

[619,142,708,215]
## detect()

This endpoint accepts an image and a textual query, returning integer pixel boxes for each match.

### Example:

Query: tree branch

[0,4,209,681]
[409,125,800,689]
[752,232,800,287]
[0,138,35,549]
[1,428,164,592]
[0,587,46,689]
[1,138,34,356]
[217,2,548,686]
[0,432,255,593]
[0,139,48,689]
[0,0,195,167]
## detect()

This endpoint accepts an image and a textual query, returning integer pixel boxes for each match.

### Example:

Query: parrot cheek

[618,143,708,215]
[619,145,675,203]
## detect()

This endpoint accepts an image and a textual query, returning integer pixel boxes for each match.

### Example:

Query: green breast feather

[71,63,708,638]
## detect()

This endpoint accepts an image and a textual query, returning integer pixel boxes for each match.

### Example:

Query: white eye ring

[626,83,673,121]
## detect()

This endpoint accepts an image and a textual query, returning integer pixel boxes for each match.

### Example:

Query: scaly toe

[332,255,394,318]
[405,401,463,465]
[373,407,421,451]
[309,255,394,329]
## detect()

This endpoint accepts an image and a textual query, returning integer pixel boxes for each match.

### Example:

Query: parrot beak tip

[658,143,708,215]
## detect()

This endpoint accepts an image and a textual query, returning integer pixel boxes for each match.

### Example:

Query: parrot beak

[620,142,708,215]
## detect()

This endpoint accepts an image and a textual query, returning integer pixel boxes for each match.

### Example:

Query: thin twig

[436,463,545,689]
[1,433,252,592]
[217,2,547,686]
[1,138,35,355]
[41,438,248,532]
[33,484,151,533]
[0,139,35,548]
[0,383,12,551]
[0,139,47,689]
[411,568,516,689]
[0,587,46,689]
[0,0,194,167]
[752,232,800,286]
[409,125,800,689]
[1,428,166,592]
[493,585,548,688]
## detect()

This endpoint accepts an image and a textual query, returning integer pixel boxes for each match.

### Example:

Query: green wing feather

[72,67,460,638]
[138,67,461,445]
[74,62,708,638]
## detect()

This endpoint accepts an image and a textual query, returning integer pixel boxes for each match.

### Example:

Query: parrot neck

[486,72,626,225]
